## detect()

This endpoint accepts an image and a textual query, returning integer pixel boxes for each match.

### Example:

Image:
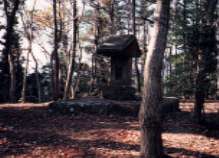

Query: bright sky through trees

[0,0,85,72]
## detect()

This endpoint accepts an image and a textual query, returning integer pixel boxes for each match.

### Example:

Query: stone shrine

[96,35,141,100]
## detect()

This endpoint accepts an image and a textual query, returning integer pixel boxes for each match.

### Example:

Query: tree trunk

[72,46,83,99]
[132,0,141,93]
[63,0,77,100]
[194,0,217,123]
[89,2,100,95]
[216,0,219,98]
[52,0,60,100]
[3,0,20,102]
[139,0,170,157]
[110,0,115,34]
[8,53,16,102]
[141,21,148,75]
[20,1,37,103]
[35,64,41,102]
[31,52,41,102]
[135,59,141,92]
[21,50,30,103]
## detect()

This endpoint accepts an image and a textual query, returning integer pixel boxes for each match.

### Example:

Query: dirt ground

[0,101,219,158]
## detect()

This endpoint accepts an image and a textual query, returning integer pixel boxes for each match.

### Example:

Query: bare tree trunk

[30,2,41,102]
[89,1,100,95]
[110,0,115,34]
[141,21,148,75]
[72,46,83,99]
[194,73,205,122]
[35,65,41,102]
[3,0,20,102]
[52,0,60,100]
[21,1,37,103]
[21,50,30,103]
[127,0,131,34]
[139,0,170,157]
[132,0,141,93]
[194,0,217,123]
[216,0,219,98]
[31,53,41,102]
[8,53,16,102]
[169,47,172,75]
[135,58,141,92]
[63,0,77,100]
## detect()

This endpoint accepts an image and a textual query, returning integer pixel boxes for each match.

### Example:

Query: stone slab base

[48,97,179,117]
[102,86,138,101]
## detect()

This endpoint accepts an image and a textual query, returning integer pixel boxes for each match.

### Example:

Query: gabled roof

[96,35,141,57]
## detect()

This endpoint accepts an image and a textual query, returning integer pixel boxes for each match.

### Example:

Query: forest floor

[0,101,219,158]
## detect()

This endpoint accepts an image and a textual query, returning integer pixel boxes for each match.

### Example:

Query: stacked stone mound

[48,98,139,116]
[48,97,179,117]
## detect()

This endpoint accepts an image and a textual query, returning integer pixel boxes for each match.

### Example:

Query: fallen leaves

[0,101,218,158]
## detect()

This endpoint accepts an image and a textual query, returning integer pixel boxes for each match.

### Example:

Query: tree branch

[0,40,5,45]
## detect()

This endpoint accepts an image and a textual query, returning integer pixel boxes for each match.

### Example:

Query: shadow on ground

[0,104,218,157]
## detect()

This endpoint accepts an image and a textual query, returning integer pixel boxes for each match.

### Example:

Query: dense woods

[0,0,218,102]
[0,0,218,157]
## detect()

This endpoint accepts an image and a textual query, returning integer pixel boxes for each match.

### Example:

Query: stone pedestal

[102,85,137,100]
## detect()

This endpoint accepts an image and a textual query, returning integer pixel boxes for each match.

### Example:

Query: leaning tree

[139,0,171,157]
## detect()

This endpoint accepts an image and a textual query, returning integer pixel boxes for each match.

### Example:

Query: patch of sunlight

[91,147,139,158]
[163,133,219,156]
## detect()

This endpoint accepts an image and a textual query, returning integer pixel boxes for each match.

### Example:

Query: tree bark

[194,0,217,123]
[89,1,100,95]
[216,0,219,98]
[72,45,83,99]
[52,0,60,100]
[139,0,170,158]
[110,0,115,34]
[8,53,16,102]
[63,0,77,100]
[31,52,41,102]
[132,0,141,93]
[141,21,148,76]
[21,50,30,103]
[2,0,21,102]
[21,2,37,103]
